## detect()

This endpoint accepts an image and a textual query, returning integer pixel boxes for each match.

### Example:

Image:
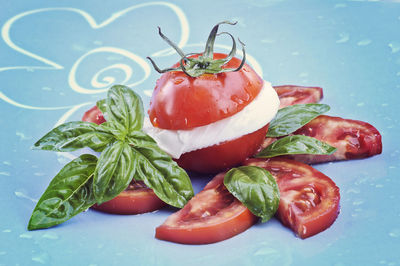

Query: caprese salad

[28,22,382,245]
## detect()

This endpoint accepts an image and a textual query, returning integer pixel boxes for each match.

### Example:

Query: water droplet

[41,86,52,91]
[15,191,38,203]
[389,228,400,238]
[335,3,347,8]
[16,131,31,140]
[291,51,299,56]
[357,39,371,46]
[299,72,308,78]
[375,184,384,188]
[72,44,85,51]
[20,233,32,239]
[34,172,45,176]
[353,200,364,206]
[346,188,360,194]
[0,251,6,256]
[93,40,103,45]
[357,102,365,107]
[31,253,49,264]
[254,246,279,256]
[388,42,400,53]
[261,39,275,44]
[42,232,59,240]
[174,78,184,85]
[0,172,10,176]
[3,161,11,166]
[336,33,350,43]
[2,229,11,233]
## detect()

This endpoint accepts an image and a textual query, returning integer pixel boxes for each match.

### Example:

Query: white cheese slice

[143,81,279,159]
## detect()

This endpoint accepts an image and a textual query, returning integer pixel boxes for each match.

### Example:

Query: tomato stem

[147,21,246,77]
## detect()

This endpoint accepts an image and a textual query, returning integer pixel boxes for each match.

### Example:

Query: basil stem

[224,166,280,223]
[267,104,330,137]
[256,135,336,158]
[32,121,113,152]
[28,154,97,230]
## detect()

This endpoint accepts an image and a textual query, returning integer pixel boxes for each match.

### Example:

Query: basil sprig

[224,166,279,222]
[29,85,194,230]
[257,103,336,158]
[267,103,330,137]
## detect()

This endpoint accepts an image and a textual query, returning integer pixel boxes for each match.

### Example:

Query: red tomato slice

[155,172,258,244]
[82,105,165,214]
[273,85,323,109]
[91,180,166,214]
[176,124,269,174]
[281,115,382,164]
[82,106,106,125]
[244,158,340,238]
[149,53,264,130]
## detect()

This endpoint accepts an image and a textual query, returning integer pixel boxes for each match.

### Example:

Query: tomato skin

[149,53,264,130]
[155,172,258,244]
[92,187,166,215]
[274,85,323,109]
[176,124,269,174]
[82,106,106,125]
[245,158,340,238]
[82,106,165,214]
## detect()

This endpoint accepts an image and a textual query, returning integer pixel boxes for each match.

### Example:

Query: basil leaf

[256,135,336,158]
[224,166,279,223]
[93,141,136,203]
[129,141,193,208]
[106,85,144,133]
[267,104,330,137]
[96,99,107,115]
[32,121,113,152]
[128,131,158,147]
[28,154,97,230]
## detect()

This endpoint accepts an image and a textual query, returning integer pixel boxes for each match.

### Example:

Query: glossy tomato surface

[155,172,258,244]
[92,180,166,214]
[149,53,264,130]
[289,115,382,164]
[245,158,340,238]
[176,124,269,174]
[274,85,323,108]
[82,106,165,214]
[82,106,106,125]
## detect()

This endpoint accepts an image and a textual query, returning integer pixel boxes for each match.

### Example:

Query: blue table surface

[1,0,399,265]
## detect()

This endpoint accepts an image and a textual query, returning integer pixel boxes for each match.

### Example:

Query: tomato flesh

[82,106,165,214]
[176,124,269,174]
[274,85,323,109]
[155,172,258,244]
[282,115,382,164]
[245,158,340,238]
[92,180,166,214]
[149,53,263,130]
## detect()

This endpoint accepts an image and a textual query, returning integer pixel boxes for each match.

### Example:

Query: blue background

[1,0,399,265]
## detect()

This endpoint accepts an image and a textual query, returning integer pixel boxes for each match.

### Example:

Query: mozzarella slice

[143,81,279,159]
